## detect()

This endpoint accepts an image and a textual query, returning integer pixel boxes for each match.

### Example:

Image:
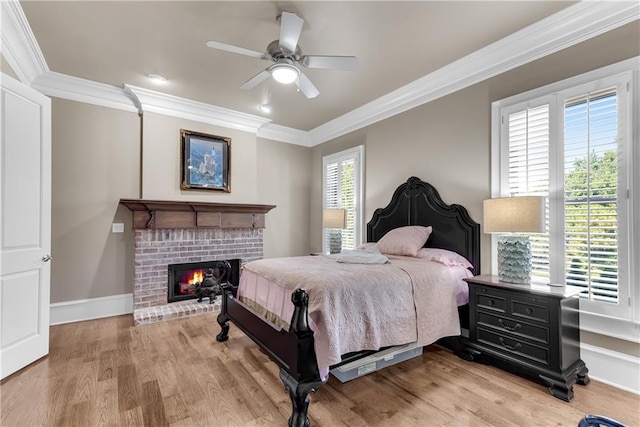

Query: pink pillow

[416,248,472,269]
[375,226,432,257]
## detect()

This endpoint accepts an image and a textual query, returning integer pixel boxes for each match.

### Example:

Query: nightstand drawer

[476,293,506,312]
[477,312,549,345]
[511,298,549,324]
[477,328,549,366]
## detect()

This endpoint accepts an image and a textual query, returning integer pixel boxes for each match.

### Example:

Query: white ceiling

[18,1,576,132]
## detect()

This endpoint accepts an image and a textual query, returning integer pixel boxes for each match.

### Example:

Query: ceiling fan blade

[240,69,270,90]
[300,55,358,70]
[279,12,304,53]
[296,72,319,99]
[206,40,268,60]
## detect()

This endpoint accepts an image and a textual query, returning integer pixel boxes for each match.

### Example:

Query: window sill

[580,311,640,343]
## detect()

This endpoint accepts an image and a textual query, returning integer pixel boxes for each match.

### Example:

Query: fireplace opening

[167,259,240,303]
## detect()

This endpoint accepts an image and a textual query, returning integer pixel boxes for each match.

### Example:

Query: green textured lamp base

[498,235,532,285]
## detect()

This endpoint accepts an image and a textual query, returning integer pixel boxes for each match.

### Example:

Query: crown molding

[31,72,139,113]
[124,85,271,134]
[2,0,637,146]
[257,123,312,147]
[0,0,49,83]
[308,1,640,145]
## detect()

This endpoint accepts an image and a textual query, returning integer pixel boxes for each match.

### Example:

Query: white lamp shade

[483,196,546,233]
[322,209,346,229]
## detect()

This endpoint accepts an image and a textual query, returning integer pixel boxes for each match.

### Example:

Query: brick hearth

[133,228,263,325]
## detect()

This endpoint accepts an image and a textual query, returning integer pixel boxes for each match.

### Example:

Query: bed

[215,177,480,427]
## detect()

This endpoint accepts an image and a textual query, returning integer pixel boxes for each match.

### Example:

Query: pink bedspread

[238,254,469,370]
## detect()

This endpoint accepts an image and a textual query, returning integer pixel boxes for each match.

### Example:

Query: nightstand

[463,274,590,401]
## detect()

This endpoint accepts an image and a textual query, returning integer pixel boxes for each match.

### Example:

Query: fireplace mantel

[120,199,276,230]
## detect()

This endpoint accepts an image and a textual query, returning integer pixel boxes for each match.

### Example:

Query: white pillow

[376,226,432,257]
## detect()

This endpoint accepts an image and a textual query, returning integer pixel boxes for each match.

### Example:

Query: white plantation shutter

[322,147,364,253]
[564,89,619,303]
[505,104,550,284]
[497,67,632,320]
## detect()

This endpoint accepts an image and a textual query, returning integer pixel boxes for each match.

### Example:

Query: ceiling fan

[206,11,358,99]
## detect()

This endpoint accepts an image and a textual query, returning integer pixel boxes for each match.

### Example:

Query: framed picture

[180,129,231,192]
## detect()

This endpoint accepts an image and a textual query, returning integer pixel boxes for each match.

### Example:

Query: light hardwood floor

[1,313,638,426]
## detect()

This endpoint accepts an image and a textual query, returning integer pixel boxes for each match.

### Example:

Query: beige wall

[49,105,312,302]
[140,113,312,259]
[1,54,19,79]
[51,99,140,302]
[141,113,258,202]
[257,137,312,258]
[311,23,640,356]
[309,85,490,264]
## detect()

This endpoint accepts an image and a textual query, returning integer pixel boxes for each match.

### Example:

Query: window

[493,60,636,324]
[564,89,620,304]
[322,146,364,253]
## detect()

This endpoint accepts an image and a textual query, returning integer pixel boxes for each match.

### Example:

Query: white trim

[493,57,639,109]
[257,123,313,147]
[308,1,639,145]
[322,145,365,252]
[2,1,637,146]
[0,0,49,83]
[581,343,640,395]
[125,84,271,134]
[581,312,640,344]
[50,293,133,325]
[31,71,139,113]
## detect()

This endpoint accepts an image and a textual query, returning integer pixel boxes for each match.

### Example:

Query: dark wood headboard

[366,177,480,273]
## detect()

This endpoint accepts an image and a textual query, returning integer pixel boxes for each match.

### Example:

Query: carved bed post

[216,282,232,342]
[280,289,324,427]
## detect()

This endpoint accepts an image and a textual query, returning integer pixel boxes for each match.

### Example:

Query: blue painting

[181,130,230,192]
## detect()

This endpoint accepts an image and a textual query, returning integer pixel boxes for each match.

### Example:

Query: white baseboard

[50,293,133,325]
[581,343,640,395]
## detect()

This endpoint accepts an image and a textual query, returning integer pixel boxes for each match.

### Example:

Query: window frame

[491,57,639,342]
[322,145,365,254]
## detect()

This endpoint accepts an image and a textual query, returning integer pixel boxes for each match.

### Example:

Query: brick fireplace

[120,199,275,325]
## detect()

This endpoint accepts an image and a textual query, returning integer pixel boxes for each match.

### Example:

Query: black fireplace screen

[167,259,239,303]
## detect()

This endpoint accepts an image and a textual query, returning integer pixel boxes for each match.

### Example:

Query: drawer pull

[488,299,495,306]
[498,319,522,332]
[525,308,533,315]
[499,337,522,351]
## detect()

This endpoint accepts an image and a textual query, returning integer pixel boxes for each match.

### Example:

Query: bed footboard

[216,284,324,427]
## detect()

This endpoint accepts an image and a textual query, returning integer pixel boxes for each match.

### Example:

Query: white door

[0,73,51,379]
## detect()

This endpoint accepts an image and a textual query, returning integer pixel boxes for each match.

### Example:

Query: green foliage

[564,150,618,300]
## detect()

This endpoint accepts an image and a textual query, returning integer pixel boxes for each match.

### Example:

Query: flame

[188,270,204,285]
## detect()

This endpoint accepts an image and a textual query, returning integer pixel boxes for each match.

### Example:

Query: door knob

[42,254,52,262]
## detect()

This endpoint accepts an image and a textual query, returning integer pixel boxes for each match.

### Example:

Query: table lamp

[483,196,546,284]
[322,208,346,254]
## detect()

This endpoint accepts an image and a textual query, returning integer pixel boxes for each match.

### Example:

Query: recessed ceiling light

[147,73,167,84]
[259,104,273,113]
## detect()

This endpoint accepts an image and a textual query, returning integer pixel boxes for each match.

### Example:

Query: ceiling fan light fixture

[270,63,299,84]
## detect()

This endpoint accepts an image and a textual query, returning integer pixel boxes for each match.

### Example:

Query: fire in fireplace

[167,259,240,303]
